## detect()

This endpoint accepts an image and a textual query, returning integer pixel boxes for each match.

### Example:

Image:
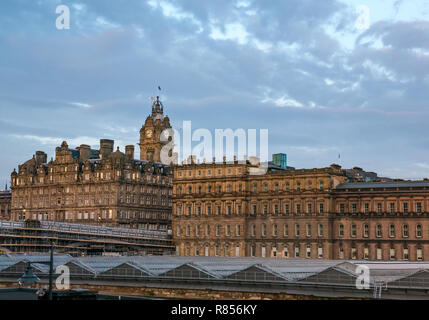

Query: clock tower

[139,96,172,162]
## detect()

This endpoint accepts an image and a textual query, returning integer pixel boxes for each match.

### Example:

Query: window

[363,224,369,237]
[261,224,267,237]
[403,224,409,237]
[318,224,323,237]
[417,202,422,213]
[339,224,344,237]
[417,224,423,238]
[389,224,395,237]
[307,181,312,190]
[285,204,290,215]
[274,204,279,215]
[390,202,395,214]
[318,245,323,258]
[295,224,300,237]
[296,182,301,190]
[216,225,221,236]
[352,203,357,214]
[377,248,382,260]
[236,225,241,236]
[306,245,311,258]
[207,205,211,215]
[390,248,395,260]
[319,181,324,191]
[227,205,231,216]
[186,225,190,237]
[274,183,279,192]
[237,205,241,215]
[339,248,344,259]
[285,182,290,191]
[306,224,311,237]
[377,203,382,213]
[295,246,300,258]
[250,245,256,257]
[283,246,289,258]
[364,203,369,214]
[351,247,357,259]
[263,183,268,192]
[252,184,257,192]
[226,225,231,236]
[176,225,181,236]
[351,224,357,237]
[376,224,382,237]
[307,203,312,214]
[403,202,409,213]
[364,248,369,260]
[339,203,345,213]
[319,203,324,214]
[252,204,257,215]
[251,224,256,236]
[296,203,301,214]
[403,248,409,260]
[417,248,423,261]
[217,206,221,216]
[263,204,268,215]
[284,224,289,237]
[273,224,278,236]
[238,184,242,192]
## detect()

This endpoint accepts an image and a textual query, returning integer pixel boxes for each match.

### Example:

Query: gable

[100,262,152,278]
[159,263,216,279]
[225,264,287,282]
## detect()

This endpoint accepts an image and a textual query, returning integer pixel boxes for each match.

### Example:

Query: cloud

[1,0,429,180]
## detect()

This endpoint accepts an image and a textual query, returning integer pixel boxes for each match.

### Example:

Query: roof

[336,181,429,190]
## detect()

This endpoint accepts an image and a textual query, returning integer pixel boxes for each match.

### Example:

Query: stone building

[0,190,11,220]
[10,98,173,231]
[172,157,429,261]
[172,157,346,258]
[332,181,429,261]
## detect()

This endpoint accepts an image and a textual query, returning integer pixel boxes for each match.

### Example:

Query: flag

[158,86,161,91]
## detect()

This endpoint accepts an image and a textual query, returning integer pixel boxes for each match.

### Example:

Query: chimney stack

[125,145,135,160]
[35,151,47,166]
[77,144,91,162]
[99,139,114,159]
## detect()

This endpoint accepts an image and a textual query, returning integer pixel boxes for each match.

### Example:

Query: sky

[0,0,429,185]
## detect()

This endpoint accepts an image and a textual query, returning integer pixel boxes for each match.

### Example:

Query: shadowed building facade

[0,190,11,220]
[9,98,173,231]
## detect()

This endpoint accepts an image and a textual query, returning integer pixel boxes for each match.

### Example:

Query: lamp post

[18,239,55,300]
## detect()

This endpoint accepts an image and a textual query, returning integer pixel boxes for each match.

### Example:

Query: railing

[0,220,169,239]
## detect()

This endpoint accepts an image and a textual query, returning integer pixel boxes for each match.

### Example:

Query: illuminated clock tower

[139,96,172,162]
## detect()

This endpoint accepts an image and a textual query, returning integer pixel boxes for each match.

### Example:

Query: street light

[18,263,40,286]
[17,240,55,300]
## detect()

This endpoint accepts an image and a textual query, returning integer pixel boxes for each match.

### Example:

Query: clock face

[146,129,153,138]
